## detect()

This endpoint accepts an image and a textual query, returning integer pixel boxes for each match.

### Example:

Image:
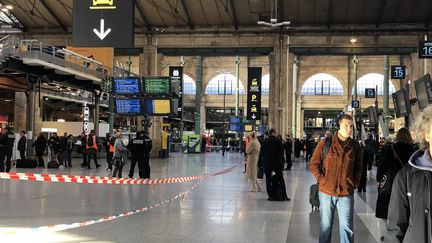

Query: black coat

[375,142,414,219]
[384,150,432,243]
[261,136,284,171]
[18,136,26,151]
[33,135,47,154]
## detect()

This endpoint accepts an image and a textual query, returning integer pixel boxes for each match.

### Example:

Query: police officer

[142,131,152,179]
[2,128,15,172]
[127,131,146,178]
[0,127,9,172]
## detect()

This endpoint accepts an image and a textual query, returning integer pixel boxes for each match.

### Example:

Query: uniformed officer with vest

[127,131,146,178]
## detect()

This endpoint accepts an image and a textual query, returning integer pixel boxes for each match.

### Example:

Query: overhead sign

[365,88,376,98]
[419,41,432,59]
[72,0,135,48]
[391,66,406,79]
[246,67,262,120]
[143,77,171,95]
[170,67,183,118]
[114,99,142,115]
[351,100,360,109]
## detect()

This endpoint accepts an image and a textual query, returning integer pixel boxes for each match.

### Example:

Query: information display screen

[113,77,140,95]
[414,74,432,111]
[230,116,241,124]
[144,99,171,115]
[115,99,141,115]
[143,77,171,95]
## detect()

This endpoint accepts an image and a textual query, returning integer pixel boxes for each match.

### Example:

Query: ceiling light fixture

[350,37,357,43]
[257,0,291,28]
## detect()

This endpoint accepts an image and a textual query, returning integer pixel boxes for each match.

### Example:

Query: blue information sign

[115,99,141,114]
[113,77,140,95]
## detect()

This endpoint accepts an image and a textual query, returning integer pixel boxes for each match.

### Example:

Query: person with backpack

[105,132,116,172]
[85,130,101,169]
[383,106,432,243]
[17,130,26,160]
[309,114,362,243]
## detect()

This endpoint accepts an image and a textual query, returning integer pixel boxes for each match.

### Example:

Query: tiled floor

[0,152,384,243]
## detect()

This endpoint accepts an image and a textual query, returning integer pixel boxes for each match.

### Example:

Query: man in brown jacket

[309,114,362,243]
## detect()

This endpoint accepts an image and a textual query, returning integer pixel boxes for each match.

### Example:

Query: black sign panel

[73,0,134,48]
[365,88,376,98]
[351,100,359,109]
[247,67,262,120]
[419,41,432,59]
[170,67,183,118]
[414,74,432,111]
[391,66,406,79]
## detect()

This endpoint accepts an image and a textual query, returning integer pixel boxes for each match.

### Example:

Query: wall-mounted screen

[113,77,141,95]
[144,99,171,115]
[143,77,171,95]
[114,98,142,115]
[230,116,241,124]
[414,74,432,111]
[393,89,408,117]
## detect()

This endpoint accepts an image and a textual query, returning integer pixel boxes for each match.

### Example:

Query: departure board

[144,99,171,115]
[143,77,170,95]
[115,99,141,115]
[113,77,140,95]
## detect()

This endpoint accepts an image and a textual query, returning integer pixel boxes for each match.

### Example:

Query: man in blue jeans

[309,114,362,243]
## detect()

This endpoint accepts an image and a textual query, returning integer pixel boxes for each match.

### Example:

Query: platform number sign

[419,41,432,59]
[365,88,375,98]
[391,66,406,79]
[351,100,360,109]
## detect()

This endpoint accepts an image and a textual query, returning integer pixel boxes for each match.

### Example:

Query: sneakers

[106,168,112,172]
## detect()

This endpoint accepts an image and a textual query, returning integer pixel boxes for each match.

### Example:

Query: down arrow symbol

[93,19,112,40]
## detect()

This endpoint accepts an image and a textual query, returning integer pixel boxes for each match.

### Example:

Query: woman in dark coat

[32,133,47,167]
[376,127,414,220]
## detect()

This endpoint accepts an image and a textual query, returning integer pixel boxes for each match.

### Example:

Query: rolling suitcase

[47,161,60,169]
[309,184,320,211]
[16,159,37,168]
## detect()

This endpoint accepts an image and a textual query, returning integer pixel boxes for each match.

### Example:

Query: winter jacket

[309,133,362,197]
[261,135,285,171]
[375,142,414,219]
[384,149,432,243]
[18,136,26,152]
[33,135,47,154]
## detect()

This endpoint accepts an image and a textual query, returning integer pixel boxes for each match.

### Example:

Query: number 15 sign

[419,41,432,59]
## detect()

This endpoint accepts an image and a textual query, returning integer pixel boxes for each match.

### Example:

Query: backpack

[87,135,94,147]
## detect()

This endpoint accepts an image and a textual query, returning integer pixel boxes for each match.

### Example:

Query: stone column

[14,92,27,133]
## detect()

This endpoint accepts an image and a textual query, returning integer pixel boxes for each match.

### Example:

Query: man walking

[309,114,362,243]
[284,134,293,170]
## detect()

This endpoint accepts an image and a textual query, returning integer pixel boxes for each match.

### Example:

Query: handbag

[378,145,403,195]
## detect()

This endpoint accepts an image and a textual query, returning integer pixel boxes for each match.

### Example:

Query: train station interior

[0,0,432,242]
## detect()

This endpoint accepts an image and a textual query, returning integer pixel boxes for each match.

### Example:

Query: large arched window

[262,74,269,96]
[352,73,396,96]
[301,73,344,95]
[183,74,196,95]
[205,73,245,95]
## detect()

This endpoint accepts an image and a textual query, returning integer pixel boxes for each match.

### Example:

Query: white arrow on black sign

[251,114,257,119]
[93,19,112,40]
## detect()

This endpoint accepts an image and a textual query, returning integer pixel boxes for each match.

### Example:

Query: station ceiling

[1,0,432,34]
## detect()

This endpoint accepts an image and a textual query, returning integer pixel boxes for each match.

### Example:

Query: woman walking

[246,133,261,192]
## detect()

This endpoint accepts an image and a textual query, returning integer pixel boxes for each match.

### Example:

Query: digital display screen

[395,89,407,117]
[230,124,241,131]
[113,77,140,94]
[244,124,253,132]
[144,77,170,95]
[144,99,171,115]
[415,74,432,111]
[115,99,141,114]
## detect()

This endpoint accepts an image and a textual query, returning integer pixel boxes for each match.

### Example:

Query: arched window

[183,74,196,95]
[262,74,269,96]
[205,73,245,95]
[301,73,344,96]
[352,73,396,96]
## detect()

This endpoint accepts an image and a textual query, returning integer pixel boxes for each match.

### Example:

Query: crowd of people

[0,128,153,179]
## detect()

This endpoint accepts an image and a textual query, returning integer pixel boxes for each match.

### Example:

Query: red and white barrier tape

[0,172,205,185]
[0,163,242,234]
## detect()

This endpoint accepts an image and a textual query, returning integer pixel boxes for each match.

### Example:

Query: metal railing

[0,36,134,80]
[43,90,110,106]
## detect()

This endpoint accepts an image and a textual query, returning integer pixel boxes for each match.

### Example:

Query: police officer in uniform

[127,131,146,178]
[142,131,153,179]
[0,127,15,172]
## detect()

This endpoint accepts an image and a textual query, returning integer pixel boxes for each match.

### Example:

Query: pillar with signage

[83,106,90,134]
[247,68,262,125]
